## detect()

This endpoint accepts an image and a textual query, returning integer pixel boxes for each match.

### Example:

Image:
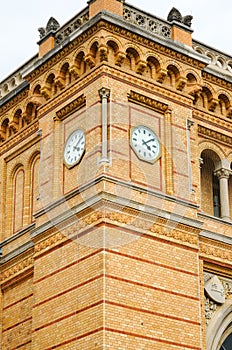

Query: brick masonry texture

[1,0,232,349]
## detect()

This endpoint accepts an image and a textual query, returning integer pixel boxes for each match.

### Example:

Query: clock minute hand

[142,138,155,150]
[73,135,83,150]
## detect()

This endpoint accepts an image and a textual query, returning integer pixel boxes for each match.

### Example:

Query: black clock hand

[73,135,83,151]
[142,139,155,150]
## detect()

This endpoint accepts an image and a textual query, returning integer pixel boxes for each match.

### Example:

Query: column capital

[214,167,232,179]
[99,87,110,100]
[187,119,194,131]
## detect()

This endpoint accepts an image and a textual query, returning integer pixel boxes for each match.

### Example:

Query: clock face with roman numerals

[63,129,85,168]
[130,125,161,163]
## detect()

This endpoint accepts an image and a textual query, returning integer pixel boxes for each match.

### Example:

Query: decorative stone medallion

[205,275,226,304]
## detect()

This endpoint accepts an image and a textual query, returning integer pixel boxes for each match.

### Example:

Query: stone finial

[167,7,193,28]
[38,17,60,39]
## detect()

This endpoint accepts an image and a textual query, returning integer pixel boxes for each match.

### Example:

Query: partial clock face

[130,125,161,163]
[64,129,85,168]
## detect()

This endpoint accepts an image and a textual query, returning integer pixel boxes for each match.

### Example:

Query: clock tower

[1,1,232,350]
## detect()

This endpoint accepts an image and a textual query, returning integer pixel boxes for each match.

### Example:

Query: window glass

[220,333,232,349]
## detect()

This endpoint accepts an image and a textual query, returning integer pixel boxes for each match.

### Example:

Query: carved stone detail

[34,232,65,253]
[55,94,86,121]
[214,168,231,180]
[1,257,33,283]
[198,125,232,146]
[136,60,147,75]
[123,5,171,38]
[167,8,193,28]
[176,76,187,91]
[157,68,167,83]
[85,54,96,68]
[115,52,126,66]
[208,98,218,112]
[205,296,217,325]
[128,90,169,113]
[201,243,232,263]
[38,17,60,39]
[204,272,232,325]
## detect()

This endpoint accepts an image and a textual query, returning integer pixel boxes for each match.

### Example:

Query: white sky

[0,0,231,82]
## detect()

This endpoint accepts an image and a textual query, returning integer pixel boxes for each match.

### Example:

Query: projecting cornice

[54,94,86,121]
[198,125,232,146]
[128,90,169,113]
[22,12,209,82]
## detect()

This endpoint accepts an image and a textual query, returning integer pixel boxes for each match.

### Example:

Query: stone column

[98,87,110,164]
[187,119,194,193]
[214,168,231,221]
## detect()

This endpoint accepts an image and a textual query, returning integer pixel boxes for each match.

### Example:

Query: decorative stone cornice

[200,242,232,265]
[54,94,86,121]
[1,256,34,284]
[202,71,232,91]
[0,121,39,156]
[0,88,29,117]
[198,125,232,146]
[24,16,207,83]
[34,232,65,255]
[128,90,169,113]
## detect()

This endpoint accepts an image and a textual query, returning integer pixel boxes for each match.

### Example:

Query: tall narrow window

[200,149,221,217]
[13,167,25,232]
[213,174,221,217]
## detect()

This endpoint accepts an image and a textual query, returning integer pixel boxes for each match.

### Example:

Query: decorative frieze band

[198,125,232,146]
[128,90,169,113]
[54,94,86,121]
[1,256,33,284]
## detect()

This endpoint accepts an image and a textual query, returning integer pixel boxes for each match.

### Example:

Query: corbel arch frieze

[105,35,124,53]
[184,68,202,84]
[164,59,187,91]
[124,44,146,74]
[40,69,57,100]
[144,53,166,82]
[216,88,232,101]
[105,35,125,65]
[145,51,164,66]
[185,70,203,98]
[54,59,73,89]
[71,47,87,77]
[198,140,225,162]
[216,90,232,118]
[84,37,101,67]
[199,82,218,111]
[124,42,145,60]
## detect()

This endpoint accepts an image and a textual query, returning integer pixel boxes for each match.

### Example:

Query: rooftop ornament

[38,17,60,39]
[167,7,193,28]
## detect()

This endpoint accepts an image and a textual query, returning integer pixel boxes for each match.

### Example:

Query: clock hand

[73,135,83,150]
[142,139,154,150]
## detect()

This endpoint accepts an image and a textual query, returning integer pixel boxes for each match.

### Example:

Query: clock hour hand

[73,135,83,151]
[142,138,155,150]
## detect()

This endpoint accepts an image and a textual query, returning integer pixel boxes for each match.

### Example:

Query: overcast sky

[0,0,231,82]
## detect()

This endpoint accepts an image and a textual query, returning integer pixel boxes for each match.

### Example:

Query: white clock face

[130,125,161,163]
[64,129,85,168]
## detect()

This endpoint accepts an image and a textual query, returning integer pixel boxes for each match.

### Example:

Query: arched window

[200,149,221,217]
[220,332,232,349]
[13,167,25,233]
[30,155,40,221]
